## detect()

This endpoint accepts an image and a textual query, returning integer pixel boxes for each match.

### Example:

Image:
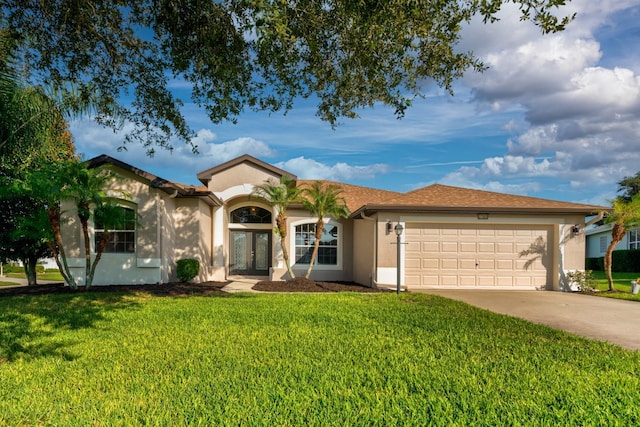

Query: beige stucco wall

[205,163,281,193]
[282,208,354,282]
[60,167,166,286]
[353,218,375,287]
[170,198,220,282]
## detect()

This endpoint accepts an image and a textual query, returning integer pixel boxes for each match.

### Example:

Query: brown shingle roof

[297,181,605,217]
[296,180,404,213]
[400,184,601,210]
[89,154,606,216]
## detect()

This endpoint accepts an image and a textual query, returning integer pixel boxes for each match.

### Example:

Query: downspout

[359,211,379,288]
[585,212,605,228]
[157,192,165,284]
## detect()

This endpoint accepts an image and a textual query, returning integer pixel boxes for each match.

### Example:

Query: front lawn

[1,292,638,425]
[4,270,65,282]
[591,271,640,301]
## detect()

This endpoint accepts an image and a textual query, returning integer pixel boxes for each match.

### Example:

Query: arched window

[230,206,272,224]
[94,206,136,253]
[295,223,338,265]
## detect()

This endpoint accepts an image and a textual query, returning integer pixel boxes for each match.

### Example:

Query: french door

[229,230,271,276]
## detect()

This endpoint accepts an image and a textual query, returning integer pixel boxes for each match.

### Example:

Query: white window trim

[290,218,343,271]
[92,201,137,254]
[629,229,639,250]
[227,201,274,230]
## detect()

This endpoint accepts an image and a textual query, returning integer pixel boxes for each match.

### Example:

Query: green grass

[1,292,639,426]
[0,282,18,287]
[4,271,64,282]
[591,271,640,301]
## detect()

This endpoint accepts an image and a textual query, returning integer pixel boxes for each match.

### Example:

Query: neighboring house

[60,154,604,291]
[585,224,640,259]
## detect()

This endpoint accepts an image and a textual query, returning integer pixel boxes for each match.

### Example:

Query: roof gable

[197,154,295,185]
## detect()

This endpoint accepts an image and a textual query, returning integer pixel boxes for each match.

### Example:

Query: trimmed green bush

[585,257,603,271]
[176,258,200,282]
[587,249,640,272]
[2,264,22,273]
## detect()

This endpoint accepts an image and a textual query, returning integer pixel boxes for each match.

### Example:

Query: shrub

[2,264,22,273]
[585,257,603,271]
[586,250,640,272]
[566,270,596,293]
[176,258,200,282]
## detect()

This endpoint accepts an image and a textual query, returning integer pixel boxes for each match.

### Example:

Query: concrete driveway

[422,290,640,351]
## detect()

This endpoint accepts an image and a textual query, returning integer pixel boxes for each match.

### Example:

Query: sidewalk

[0,277,62,287]
[221,279,260,293]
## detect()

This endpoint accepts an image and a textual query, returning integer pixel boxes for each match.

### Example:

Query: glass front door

[229,230,271,276]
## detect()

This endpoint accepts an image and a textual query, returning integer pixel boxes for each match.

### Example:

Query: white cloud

[439,1,640,204]
[275,157,389,181]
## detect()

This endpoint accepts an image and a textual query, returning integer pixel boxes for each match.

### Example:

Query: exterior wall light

[386,220,393,235]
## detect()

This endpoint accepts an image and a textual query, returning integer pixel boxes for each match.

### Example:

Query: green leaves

[2,0,574,149]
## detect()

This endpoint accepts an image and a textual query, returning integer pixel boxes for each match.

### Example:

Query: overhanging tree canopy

[2,0,573,151]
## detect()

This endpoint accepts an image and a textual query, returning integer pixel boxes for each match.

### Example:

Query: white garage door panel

[405,224,551,289]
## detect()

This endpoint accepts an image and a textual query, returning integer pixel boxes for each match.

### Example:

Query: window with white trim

[95,206,136,253]
[295,223,338,265]
[630,229,639,250]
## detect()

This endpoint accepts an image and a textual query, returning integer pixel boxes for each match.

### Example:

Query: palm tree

[62,160,128,289]
[603,194,640,291]
[252,175,302,279]
[301,181,350,279]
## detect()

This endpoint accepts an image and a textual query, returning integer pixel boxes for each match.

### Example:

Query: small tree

[301,181,350,280]
[603,194,640,291]
[251,176,302,279]
[11,160,125,289]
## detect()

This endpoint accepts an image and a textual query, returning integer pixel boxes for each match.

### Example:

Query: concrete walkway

[221,279,260,293]
[422,290,640,351]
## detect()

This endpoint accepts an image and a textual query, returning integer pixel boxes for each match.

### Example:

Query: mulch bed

[0,278,388,297]
[254,277,389,292]
[0,281,229,298]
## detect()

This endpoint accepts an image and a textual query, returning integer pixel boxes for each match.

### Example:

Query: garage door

[404,224,552,289]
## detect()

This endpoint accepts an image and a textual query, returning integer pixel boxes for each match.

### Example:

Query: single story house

[60,154,604,291]
[586,224,639,259]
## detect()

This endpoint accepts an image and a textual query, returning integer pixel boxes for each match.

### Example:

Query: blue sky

[71,1,640,206]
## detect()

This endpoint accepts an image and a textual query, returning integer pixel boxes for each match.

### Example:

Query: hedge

[586,249,640,272]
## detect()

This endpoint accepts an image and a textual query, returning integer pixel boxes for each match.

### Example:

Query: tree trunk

[604,223,626,291]
[22,256,38,286]
[88,231,109,289]
[276,213,295,279]
[304,220,324,279]
[79,214,92,289]
[47,206,77,289]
